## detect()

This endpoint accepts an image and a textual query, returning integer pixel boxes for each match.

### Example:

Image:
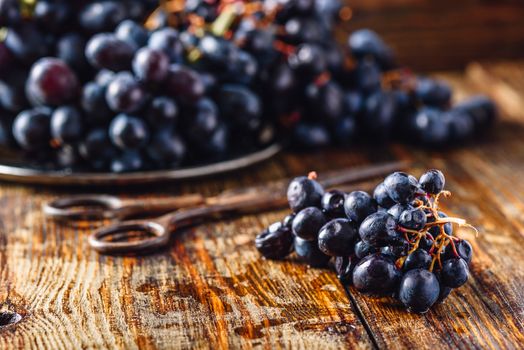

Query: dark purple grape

[359,212,402,247]
[398,269,440,313]
[321,190,346,218]
[436,286,453,303]
[384,172,421,204]
[354,240,378,259]
[332,116,356,146]
[304,80,344,120]
[362,90,397,138]
[348,29,393,68]
[148,28,184,63]
[111,151,144,173]
[344,191,377,224]
[12,107,52,151]
[419,169,445,194]
[0,69,29,113]
[387,203,413,221]
[399,207,427,230]
[381,242,409,259]
[428,211,453,237]
[288,44,327,78]
[452,95,497,131]
[355,58,381,93]
[146,96,178,127]
[334,256,358,285]
[282,213,296,229]
[146,131,186,168]
[410,107,450,147]
[352,254,401,295]
[255,222,294,260]
[34,0,71,32]
[105,72,147,113]
[0,0,20,26]
[292,207,326,241]
[373,182,396,209]
[79,1,126,33]
[132,48,169,83]
[26,58,79,106]
[109,114,149,150]
[79,128,118,170]
[286,176,324,212]
[292,123,331,149]
[227,49,258,85]
[218,85,262,131]
[56,33,89,72]
[318,218,358,256]
[443,239,473,265]
[85,33,135,71]
[164,65,205,103]
[81,82,113,124]
[5,24,49,64]
[415,77,452,108]
[51,106,83,144]
[115,20,149,49]
[294,236,330,268]
[403,249,432,271]
[441,258,469,288]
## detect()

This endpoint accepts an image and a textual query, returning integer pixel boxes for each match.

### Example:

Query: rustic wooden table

[0,61,523,349]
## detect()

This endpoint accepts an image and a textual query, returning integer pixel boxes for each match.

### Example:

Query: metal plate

[0,143,281,186]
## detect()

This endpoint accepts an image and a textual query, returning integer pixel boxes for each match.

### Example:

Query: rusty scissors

[43,161,407,255]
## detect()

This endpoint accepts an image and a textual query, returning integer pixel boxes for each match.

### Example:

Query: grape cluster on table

[255,169,474,313]
[0,0,497,172]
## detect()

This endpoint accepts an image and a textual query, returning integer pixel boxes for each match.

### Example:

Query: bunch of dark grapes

[255,169,475,313]
[0,0,497,172]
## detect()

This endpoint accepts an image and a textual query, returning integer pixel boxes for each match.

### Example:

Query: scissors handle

[44,193,205,221]
[88,189,287,255]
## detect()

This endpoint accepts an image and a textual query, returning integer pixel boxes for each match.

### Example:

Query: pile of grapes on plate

[255,169,475,313]
[0,0,497,172]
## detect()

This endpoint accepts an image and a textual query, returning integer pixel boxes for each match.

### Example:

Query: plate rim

[0,143,282,186]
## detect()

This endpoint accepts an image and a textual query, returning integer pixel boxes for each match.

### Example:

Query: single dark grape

[146,131,186,168]
[81,82,113,124]
[286,176,324,212]
[443,239,473,265]
[185,98,219,142]
[51,106,83,144]
[373,182,396,209]
[334,256,358,285]
[304,80,344,120]
[321,190,346,218]
[282,213,296,229]
[79,1,126,33]
[105,72,147,113]
[381,242,409,259]
[255,222,294,260]
[398,269,440,313]
[415,77,452,108]
[354,58,381,93]
[218,84,262,132]
[227,49,258,85]
[26,58,79,106]
[436,286,453,303]
[348,29,394,68]
[111,151,144,173]
[344,191,377,224]
[12,107,52,151]
[292,123,331,149]
[78,128,118,170]
[332,116,356,146]
[318,218,358,256]
[359,211,402,247]
[294,236,331,268]
[85,33,135,71]
[146,96,178,126]
[109,114,149,150]
[419,169,445,194]
[292,207,326,241]
[0,0,20,26]
[132,48,169,83]
[441,258,469,288]
[410,107,450,147]
[452,95,497,131]
[148,28,184,63]
[288,44,327,78]
[5,24,48,64]
[384,172,421,204]
[164,64,205,103]
[428,211,453,237]
[354,240,378,259]
[352,254,401,295]
[399,207,427,230]
[34,0,71,33]
[56,33,89,73]
[115,19,149,49]
[387,203,413,221]
[403,249,432,271]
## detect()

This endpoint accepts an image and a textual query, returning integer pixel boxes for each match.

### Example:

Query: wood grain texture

[338,0,524,70]
[1,61,524,349]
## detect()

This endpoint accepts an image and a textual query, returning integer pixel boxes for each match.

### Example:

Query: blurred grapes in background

[0,0,497,173]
